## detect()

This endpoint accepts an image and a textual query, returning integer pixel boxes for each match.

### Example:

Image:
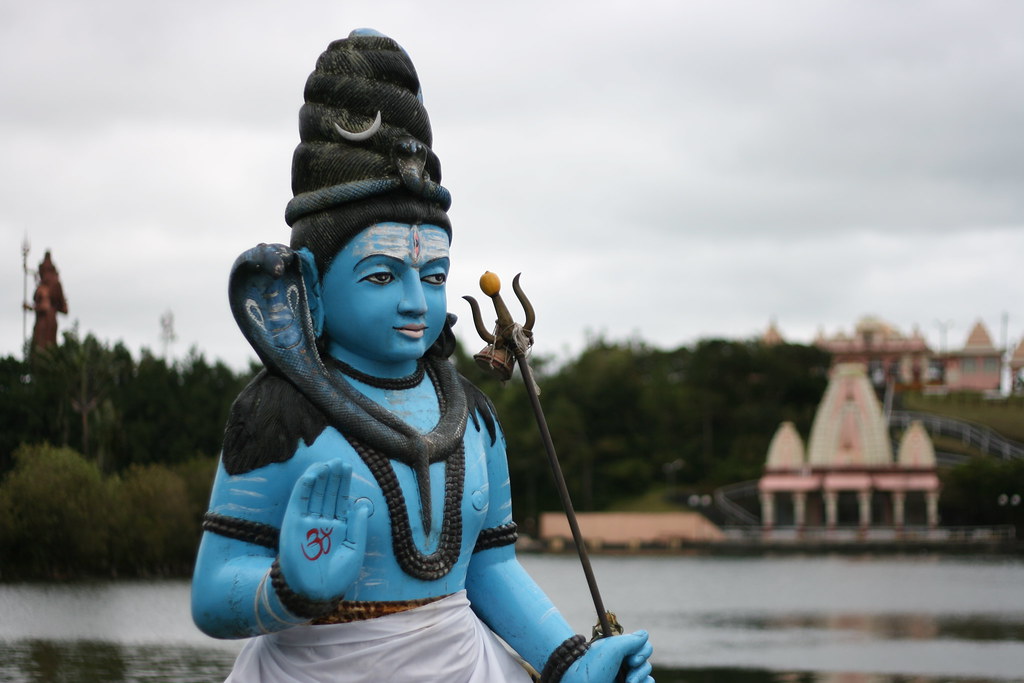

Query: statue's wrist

[253,565,309,631]
[539,634,590,683]
[269,558,338,620]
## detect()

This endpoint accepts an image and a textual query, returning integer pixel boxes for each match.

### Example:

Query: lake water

[1,554,1022,682]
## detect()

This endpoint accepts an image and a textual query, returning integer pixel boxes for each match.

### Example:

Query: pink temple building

[814,316,932,389]
[758,363,940,531]
[765,315,1010,394]
[939,321,1003,392]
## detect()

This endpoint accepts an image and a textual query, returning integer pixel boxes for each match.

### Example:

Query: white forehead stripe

[417,228,449,263]
[354,224,449,264]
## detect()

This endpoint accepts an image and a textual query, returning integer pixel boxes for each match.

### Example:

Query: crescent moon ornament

[332,111,383,141]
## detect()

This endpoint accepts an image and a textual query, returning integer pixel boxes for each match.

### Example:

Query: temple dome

[806,363,893,468]
[896,420,936,468]
[762,319,784,346]
[854,315,898,339]
[765,422,806,471]
[963,321,996,352]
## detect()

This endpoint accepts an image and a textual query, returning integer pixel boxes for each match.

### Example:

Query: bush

[114,464,196,575]
[0,444,218,579]
[0,444,116,578]
[172,455,218,526]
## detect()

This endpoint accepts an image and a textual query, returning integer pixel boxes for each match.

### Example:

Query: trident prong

[462,295,495,345]
[512,273,536,332]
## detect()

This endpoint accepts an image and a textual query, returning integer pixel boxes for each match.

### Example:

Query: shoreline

[519,536,1024,558]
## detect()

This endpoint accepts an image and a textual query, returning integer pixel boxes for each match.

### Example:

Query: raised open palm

[278,459,369,603]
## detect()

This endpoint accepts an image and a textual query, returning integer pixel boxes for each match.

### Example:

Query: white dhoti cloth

[224,591,534,682]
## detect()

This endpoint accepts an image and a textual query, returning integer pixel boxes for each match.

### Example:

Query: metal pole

[465,272,616,639]
[21,236,30,356]
[513,348,614,639]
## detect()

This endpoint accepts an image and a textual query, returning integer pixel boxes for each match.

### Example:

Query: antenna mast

[160,309,178,362]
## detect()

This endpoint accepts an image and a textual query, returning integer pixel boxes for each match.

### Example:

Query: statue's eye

[362,271,394,285]
[422,273,447,285]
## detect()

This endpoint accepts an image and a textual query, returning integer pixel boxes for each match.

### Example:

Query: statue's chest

[295,426,489,583]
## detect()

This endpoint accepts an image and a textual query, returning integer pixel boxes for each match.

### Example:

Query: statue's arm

[191,524,305,639]
[191,460,300,639]
[467,543,576,671]
[461,418,570,663]
[465,427,653,683]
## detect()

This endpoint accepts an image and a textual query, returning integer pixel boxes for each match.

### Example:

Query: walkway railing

[713,480,761,526]
[890,410,1024,460]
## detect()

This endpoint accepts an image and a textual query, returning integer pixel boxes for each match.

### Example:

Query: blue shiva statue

[191,30,654,683]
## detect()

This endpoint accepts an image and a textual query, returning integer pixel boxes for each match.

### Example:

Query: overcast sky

[3,0,1022,372]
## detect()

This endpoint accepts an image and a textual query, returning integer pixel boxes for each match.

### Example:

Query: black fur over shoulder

[221,368,498,474]
[222,370,329,475]
[461,376,499,447]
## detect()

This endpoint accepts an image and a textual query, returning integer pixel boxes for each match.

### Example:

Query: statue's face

[321,222,450,375]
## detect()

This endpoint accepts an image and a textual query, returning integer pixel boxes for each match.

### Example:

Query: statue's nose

[399,276,428,316]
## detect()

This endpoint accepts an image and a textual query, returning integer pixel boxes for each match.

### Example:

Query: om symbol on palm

[301,527,334,560]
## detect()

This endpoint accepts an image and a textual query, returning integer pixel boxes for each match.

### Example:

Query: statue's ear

[296,248,324,338]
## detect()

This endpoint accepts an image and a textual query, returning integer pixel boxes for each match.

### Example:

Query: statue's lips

[396,324,426,339]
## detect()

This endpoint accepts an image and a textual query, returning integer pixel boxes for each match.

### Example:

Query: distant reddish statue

[29,251,68,350]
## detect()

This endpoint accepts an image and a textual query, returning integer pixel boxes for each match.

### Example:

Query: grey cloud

[2,0,1023,371]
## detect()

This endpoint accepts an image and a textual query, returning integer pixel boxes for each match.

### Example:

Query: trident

[464,272,621,640]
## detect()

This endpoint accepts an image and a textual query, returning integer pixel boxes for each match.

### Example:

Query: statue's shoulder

[458,373,501,447]
[222,369,328,475]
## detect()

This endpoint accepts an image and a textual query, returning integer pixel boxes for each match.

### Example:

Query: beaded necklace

[341,357,466,581]
[329,357,426,391]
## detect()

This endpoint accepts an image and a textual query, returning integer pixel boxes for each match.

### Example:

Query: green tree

[940,458,1024,536]
[0,356,47,472]
[175,349,248,462]
[29,330,128,466]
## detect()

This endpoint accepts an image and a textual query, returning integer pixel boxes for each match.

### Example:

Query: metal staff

[464,272,619,639]
[21,236,31,354]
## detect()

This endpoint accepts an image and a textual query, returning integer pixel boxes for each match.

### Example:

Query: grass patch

[901,393,1024,442]
[606,486,691,512]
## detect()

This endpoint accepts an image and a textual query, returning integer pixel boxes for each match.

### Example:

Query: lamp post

[935,319,954,354]
[997,493,1020,539]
